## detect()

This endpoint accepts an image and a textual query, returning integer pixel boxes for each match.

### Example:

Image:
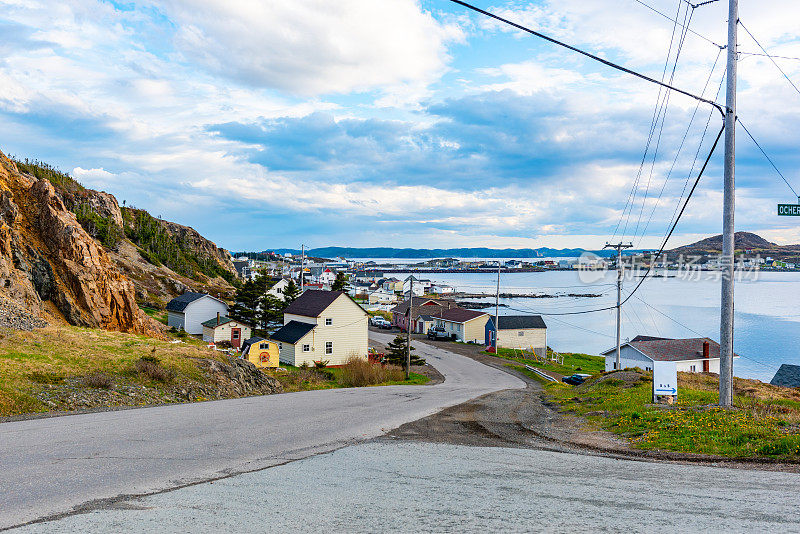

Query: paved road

[13,442,800,533]
[0,333,524,530]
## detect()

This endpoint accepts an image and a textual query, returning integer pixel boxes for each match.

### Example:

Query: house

[201,314,252,349]
[270,290,368,366]
[601,336,738,373]
[402,276,425,297]
[771,364,800,387]
[240,336,279,368]
[485,315,547,355]
[429,284,455,295]
[266,278,291,299]
[166,292,228,335]
[432,308,490,343]
[232,260,251,279]
[368,288,398,305]
[390,297,459,331]
[415,314,438,335]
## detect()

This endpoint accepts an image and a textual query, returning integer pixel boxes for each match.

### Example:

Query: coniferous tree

[282,279,300,306]
[384,335,426,368]
[331,271,348,291]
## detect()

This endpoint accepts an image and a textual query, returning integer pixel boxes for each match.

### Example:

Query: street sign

[653,361,678,402]
[778,204,800,216]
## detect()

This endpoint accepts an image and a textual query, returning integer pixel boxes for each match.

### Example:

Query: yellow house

[271,290,369,367]
[432,308,490,343]
[240,336,279,368]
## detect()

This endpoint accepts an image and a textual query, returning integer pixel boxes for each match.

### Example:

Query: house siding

[496,328,547,354]
[176,297,228,335]
[202,321,252,344]
[604,345,654,372]
[167,311,185,331]
[244,340,279,368]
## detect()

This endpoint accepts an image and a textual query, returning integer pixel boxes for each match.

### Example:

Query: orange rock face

[0,150,161,335]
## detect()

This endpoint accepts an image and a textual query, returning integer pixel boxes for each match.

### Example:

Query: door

[231,328,241,349]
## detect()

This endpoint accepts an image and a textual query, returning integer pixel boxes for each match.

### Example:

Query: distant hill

[268,246,624,259]
[670,232,777,254]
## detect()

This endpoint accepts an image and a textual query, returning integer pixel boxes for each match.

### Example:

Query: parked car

[427,327,450,340]
[370,316,390,327]
[561,373,591,386]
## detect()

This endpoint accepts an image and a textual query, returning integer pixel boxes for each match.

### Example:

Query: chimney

[217,312,220,326]
[703,340,710,359]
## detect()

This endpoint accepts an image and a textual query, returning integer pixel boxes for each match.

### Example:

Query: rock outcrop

[0,150,160,335]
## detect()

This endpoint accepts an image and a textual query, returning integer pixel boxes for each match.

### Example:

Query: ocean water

[391,270,800,382]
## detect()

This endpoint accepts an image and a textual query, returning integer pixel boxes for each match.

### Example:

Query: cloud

[159,0,464,96]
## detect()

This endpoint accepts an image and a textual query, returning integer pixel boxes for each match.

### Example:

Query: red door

[231,328,241,349]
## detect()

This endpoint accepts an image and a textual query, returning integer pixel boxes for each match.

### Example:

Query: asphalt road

[0,332,524,530]
[12,442,800,533]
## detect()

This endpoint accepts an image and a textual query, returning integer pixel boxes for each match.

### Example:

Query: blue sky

[1,0,800,251]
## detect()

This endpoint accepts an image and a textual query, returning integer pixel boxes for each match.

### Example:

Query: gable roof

[492,315,547,330]
[391,298,456,315]
[240,336,267,355]
[200,316,252,329]
[771,364,800,387]
[270,321,316,344]
[603,337,735,362]
[434,308,488,323]
[630,335,671,342]
[284,290,343,317]
[166,292,224,312]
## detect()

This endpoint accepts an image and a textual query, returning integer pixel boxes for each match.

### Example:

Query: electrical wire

[737,118,800,198]
[449,0,724,113]
[739,20,800,98]
[631,0,723,49]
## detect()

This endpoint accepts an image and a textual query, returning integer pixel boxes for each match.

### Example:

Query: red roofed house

[601,336,738,373]
[432,308,490,344]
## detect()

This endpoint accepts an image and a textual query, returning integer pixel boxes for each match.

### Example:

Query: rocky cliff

[0,151,160,334]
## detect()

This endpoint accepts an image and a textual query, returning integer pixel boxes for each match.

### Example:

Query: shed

[166,292,228,335]
[201,315,252,349]
[241,336,279,368]
[485,315,547,355]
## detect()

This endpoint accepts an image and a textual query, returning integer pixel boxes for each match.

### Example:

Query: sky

[1,0,800,252]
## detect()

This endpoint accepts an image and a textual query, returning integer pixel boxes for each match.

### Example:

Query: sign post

[652,361,678,404]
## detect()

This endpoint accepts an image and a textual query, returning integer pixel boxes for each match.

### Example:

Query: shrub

[338,356,405,387]
[135,357,176,383]
[83,373,113,389]
[314,359,330,369]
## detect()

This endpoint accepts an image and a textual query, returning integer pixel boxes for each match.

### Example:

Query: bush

[27,371,64,385]
[135,357,176,383]
[83,373,113,389]
[338,356,405,387]
[314,359,330,369]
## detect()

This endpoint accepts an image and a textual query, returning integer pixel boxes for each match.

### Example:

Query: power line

[631,0,724,49]
[740,51,800,62]
[737,118,799,198]
[739,20,800,98]
[449,0,723,113]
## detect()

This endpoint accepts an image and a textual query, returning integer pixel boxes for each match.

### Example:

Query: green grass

[487,347,604,376]
[546,371,800,459]
[273,365,429,392]
[141,306,168,325]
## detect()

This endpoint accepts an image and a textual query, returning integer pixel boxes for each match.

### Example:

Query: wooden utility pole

[719,0,738,407]
[300,244,305,292]
[494,263,500,352]
[406,275,413,379]
[604,242,632,371]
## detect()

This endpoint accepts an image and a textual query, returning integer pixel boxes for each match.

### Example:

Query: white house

[486,315,547,356]
[166,292,228,335]
[601,336,738,373]
[267,278,291,299]
[201,314,253,350]
[270,290,368,366]
[429,284,455,295]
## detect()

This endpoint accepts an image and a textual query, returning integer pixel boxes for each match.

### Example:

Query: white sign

[652,361,678,399]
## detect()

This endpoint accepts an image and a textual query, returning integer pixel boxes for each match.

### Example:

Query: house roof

[434,308,488,323]
[391,298,456,315]
[284,289,364,317]
[630,335,671,342]
[492,315,547,330]
[270,321,316,344]
[603,337,734,362]
[771,364,800,387]
[240,336,267,354]
[200,316,252,329]
[166,292,221,312]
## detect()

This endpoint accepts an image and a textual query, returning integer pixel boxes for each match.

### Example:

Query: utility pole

[406,275,413,379]
[300,244,305,292]
[719,0,738,407]
[494,262,500,352]
[604,242,632,371]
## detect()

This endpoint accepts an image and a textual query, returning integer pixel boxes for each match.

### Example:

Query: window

[325,318,333,326]
[303,344,311,352]
[325,342,333,355]
[690,365,697,372]
[278,343,283,350]
[518,331,524,337]
[259,342,269,350]
[232,331,240,340]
